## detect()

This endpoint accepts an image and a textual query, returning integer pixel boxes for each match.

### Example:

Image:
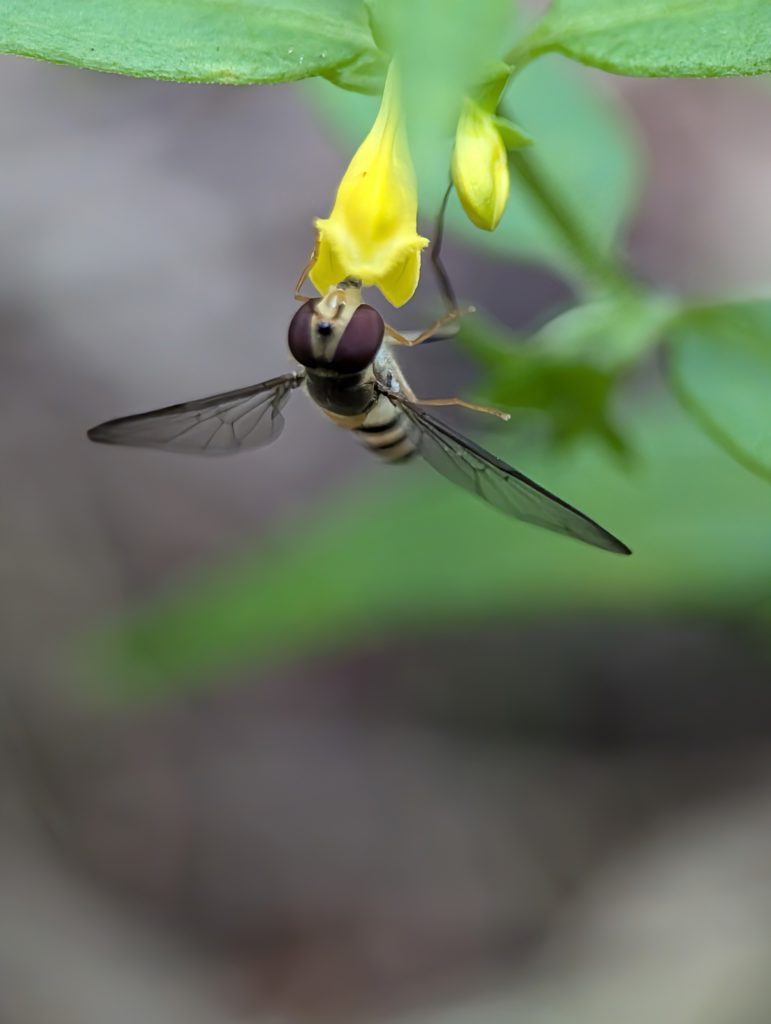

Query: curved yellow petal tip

[377,239,427,307]
[452,97,510,232]
[308,219,346,296]
[309,62,429,306]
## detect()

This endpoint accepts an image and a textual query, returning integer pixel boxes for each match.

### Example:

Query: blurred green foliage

[457,315,629,455]
[668,300,771,482]
[4,0,769,689]
[454,295,678,455]
[92,398,771,696]
[528,294,676,371]
[365,0,516,188]
[517,0,771,77]
[0,0,385,90]
[6,0,769,87]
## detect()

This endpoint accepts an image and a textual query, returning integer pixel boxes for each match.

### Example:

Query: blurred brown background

[1,53,771,1023]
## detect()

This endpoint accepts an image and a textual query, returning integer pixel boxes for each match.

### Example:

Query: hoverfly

[88,221,630,555]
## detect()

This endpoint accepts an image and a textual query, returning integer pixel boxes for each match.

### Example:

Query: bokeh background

[1,42,771,1024]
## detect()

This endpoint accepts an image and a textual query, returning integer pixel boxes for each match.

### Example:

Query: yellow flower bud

[310,63,429,307]
[452,97,510,232]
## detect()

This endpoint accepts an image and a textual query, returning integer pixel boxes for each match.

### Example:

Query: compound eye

[332,305,384,373]
[287,300,317,367]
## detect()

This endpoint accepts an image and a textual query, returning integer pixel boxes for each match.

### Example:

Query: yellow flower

[451,96,510,232]
[310,63,428,308]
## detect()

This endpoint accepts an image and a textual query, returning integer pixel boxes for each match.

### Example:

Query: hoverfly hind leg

[412,396,511,422]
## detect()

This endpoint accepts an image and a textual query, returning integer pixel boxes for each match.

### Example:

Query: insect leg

[294,233,321,301]
[384,182,475,347]
[431,180,459,313]
[410,396,511,421]
[384,307,474,347]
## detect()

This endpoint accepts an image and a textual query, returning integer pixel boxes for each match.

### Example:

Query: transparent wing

[391,395,630,555]
[88,372,304,455]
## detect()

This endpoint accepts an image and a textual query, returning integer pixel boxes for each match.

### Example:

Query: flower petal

[309,62,428,306]
[309,217,347,295]
[377,243,424,307]
[452,97,510,232]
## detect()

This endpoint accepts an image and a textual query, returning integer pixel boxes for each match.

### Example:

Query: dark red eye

[331,305,384,373]
[287,300,317,367]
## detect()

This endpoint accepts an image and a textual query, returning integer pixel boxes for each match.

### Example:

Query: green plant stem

[504,23,550,71]
[509,148,635,295]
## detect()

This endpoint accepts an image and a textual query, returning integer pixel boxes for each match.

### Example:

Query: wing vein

[382,390,630,555]
[88,372,304,455]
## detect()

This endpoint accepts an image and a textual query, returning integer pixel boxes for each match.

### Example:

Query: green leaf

[86,397,771,698]
[668,300,771,483]
[493,115,534,150]
[0,0,385,91]
[518,0,771,78]
[309,54,641,280]
[457,316,628,454]
[532,292,678,370]
[454,295,678,453]
[490,355,626,452]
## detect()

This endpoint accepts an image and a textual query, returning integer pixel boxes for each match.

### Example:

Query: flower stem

[509,148,635,296]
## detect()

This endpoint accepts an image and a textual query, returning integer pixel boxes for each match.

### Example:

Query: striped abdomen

[355,397,416,464]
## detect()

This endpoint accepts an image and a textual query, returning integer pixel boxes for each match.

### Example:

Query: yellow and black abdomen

[355,397,416,464]
[304,368,415,463]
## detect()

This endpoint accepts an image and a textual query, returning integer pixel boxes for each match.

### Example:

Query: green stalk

[509,148,635,295]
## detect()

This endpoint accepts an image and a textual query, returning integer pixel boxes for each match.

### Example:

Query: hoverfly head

[288,280,384,374]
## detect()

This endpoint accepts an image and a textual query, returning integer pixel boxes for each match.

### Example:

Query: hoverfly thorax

[288,278,384,374]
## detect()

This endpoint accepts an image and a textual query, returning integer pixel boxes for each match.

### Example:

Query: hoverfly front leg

[384,181,475,347]
[431,181,458,313]
[294,233,321,302]
[383,308,471,348]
